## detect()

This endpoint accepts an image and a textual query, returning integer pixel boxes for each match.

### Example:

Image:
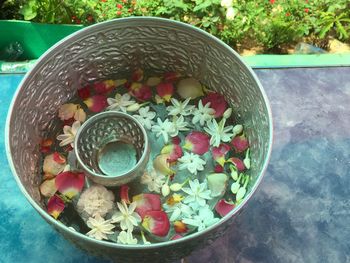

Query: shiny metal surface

[6,17,273,263]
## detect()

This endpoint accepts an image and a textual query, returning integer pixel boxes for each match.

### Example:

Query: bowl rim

[5,16,273,250]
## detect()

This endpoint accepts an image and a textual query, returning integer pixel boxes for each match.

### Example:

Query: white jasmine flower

[164,202,194,221]
[226,7,237,20]
[182,206,219,231]
[107,93,135,112]
[178,152,206,175]
[192,100,215,126]
[57,120,81,147]
[166,98,194,116]
[86,214,115,240]
[204,118,233,147]
[140,169,166,193]
[221,0,233,8]
[133,106,156,130]
[151,118,176,143]
[170,115,189,137]
[182,179,212,209]
[77,185,115,219]
[117,229,138,245]
[111,201,141,231]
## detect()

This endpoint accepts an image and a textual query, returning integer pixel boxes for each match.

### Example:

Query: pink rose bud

[84,95,108,112]
[212,143,230,166]
[202,92,228,118]
[156,82,174,102]
[231,135,249,153]
[183,131,210,155]
[142,210,170,237]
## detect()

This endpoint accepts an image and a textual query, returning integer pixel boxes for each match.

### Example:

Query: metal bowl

[5,17,273,263]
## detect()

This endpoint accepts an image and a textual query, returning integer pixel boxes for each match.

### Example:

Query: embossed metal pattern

[74,111,149,186]
[6,17,273,262]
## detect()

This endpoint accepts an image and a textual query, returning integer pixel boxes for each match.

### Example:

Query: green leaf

[19,0,38,21]
[319,22,334,38]
[336,20,349,39]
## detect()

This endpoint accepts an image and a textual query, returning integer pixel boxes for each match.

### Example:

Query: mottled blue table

[1,68,349,263]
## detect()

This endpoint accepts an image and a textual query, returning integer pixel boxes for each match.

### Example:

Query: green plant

[318,12,350,39]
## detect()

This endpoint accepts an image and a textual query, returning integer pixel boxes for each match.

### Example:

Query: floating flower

[212,143,230,166]
[243,149,251,169]
[153,153,175,176]
[229,164,238,180]
[215,199,235,217]
[84,95,108,112]
[171,115,189,137]
[182,206,219,231]
[177,78,204,99]
[57,121,81,148]
[111,201,141,231]
[166,98,194,117]
[228,157,246,171]
[93,79,116,94]
[164,201,193,221]
[58,103,79,121]
[161,144,183,163]
[182,179,212,209]
[204,119,233,147]
[141,169,166,193]
[47,195,65,219]
[43,152,66,175]
[191,100,215,126]
[178,152,206,175]
[183,131,210,155]
[230,173,243,194]
[174,221,188,234]
[77,185,115,219]
[232,124,243,135]
[77,86,91,100]
[107,93,136,112]
[129,82,152,101]
[166,193,184,205]
[40,178,57,197]
[120,184,130,204]
[142,210,170,237]
[117,229,138,245]
[55,171,85,199]
[151,118,176,144]
[207,173,229,197]
[156,82,174,102]
[133,106,156,130]
[202,92,228,118]
[231,135,249,153]
[86,214,115,241]
[132,193,161,219]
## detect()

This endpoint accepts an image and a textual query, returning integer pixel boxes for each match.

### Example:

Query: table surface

[1,68,349,263]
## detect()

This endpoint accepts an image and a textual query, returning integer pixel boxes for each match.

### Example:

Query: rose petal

[153,154,175,176]
[215,199,235,217]
[164,72,180,82]
[120,185,130,204]
[212,143,230,166]
[228,157,246,171]
[129,82,152,101]
[161,144,183,163]
[132,193,161,219]
[84,95,108,112]
[231,135,249,153]
[184,131,210,155]
[142,210,170,237]
[53,152,66,164]
[47,195,65,219]
[202,92,228,118]
[174,221,188,234]
[207,173,229,197]
[156,82,174,102]
[43,153,66,175]
[55,171,85,199]
[177,78,204,99]
[58,103,78,121]
[40,178,57,197]
[77,86,91,99]
[132,68,144,82]
[171,234,183,240]
[93,80,116,94]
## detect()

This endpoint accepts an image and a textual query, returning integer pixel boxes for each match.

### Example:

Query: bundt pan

[6,17,273,263]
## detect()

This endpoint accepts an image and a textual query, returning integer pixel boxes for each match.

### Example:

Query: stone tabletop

[1,67,349,263]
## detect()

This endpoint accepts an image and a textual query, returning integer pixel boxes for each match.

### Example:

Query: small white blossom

[86,214,115,240]
[178,152,206,175]
[182,206,219,231]
[56,120,81,147]
[151,118,176,143]
[111,201,141,231]
[133,106,156,130]
[204,118,233,147]
[107,93,135,112]
[166,98,194,116]
[117,229,138,245]
[192,100,215,126]
[170,115,189,137]
[140,169,166,193]
[182,179,212,209]
[164,202,194,221]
